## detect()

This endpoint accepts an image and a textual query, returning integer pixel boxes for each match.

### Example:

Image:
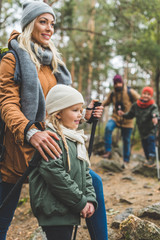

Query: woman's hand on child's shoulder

[30,130,62,161]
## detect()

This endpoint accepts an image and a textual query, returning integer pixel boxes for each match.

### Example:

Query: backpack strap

[110,87,134,104]
[8,50,21,84]
[127,86,134,103]
[110,91,114,102]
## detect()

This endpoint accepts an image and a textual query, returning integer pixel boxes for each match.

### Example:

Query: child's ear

[56,113,61,119]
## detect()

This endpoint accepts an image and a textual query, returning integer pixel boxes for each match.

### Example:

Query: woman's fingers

[30,130,62,161]
[93,105,103,118]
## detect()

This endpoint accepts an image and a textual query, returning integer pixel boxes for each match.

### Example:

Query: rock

[121,176,135,181]
[107,208,120,216]
[113,147,123,157]
[137,202,160,220]
[120,214,160,240]
[92,140,105,155]
[111,151,121,161]
[143,183,153,189]
[119,198,133,205]
[111,208,133,229]
[132,162,157,177]
[98,159,123,172]
[130,153,146,162]
[31,227,47,240]
[108,227,120,240]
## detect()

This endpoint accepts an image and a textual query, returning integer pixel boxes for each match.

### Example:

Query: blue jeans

[141,135,156,160]
[104,119,132,162]
[0,182,22,240]
[0,171,108,240]
[86,169,108,240]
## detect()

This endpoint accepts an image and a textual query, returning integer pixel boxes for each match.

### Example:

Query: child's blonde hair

[17,19,64,72]
[47,112,71,171]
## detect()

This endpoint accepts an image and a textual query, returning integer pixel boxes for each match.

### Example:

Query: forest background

[1,0,160,143]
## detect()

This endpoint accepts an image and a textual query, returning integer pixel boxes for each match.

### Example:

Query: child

[29,85,97,240]
[118,86,159,166]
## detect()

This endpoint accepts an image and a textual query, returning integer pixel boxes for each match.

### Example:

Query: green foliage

[0,47,9,54]
[18,197,28,207]
[0,0,21,46]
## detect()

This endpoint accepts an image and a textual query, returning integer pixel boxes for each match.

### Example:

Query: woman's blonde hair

[17,18,64,72]
[47,112,71,171]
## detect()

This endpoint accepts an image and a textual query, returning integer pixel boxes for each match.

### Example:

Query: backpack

[110,86,134,103]
[0,48,21,161]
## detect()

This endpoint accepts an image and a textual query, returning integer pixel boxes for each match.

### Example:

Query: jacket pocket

[31,181,69,217]
[40,190,69,216]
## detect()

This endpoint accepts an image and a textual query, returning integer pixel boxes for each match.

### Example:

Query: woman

[0,1,108,240]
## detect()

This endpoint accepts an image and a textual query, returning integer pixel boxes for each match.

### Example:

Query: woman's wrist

[26,128,41,142]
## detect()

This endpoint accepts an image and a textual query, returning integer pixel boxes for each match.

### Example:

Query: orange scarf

[137,98,155,108]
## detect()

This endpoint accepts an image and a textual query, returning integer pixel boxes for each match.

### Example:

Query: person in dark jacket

[29,85,97,240]
[118,86,159,166]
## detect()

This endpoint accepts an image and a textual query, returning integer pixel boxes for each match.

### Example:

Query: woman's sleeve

[0,53,30,145]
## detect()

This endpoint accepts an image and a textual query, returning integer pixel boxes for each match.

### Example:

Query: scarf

[10,39,72,122]
[31,42,53,65]
[137,98,155,108]
[46,122,90,165]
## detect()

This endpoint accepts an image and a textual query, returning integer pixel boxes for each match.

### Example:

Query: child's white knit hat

[46,84,84,114]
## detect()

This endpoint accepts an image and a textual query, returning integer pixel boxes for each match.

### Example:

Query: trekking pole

[72,101,101,240]
[155,120,160,181]
[88,101,102,158]
[0,150,41,212]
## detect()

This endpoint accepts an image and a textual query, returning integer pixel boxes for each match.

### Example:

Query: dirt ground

[6,152,160,240]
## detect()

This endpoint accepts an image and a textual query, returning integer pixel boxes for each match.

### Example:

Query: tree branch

[57,27,103,36]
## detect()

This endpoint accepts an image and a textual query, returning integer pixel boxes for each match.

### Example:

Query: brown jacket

[102,85,140,128]
[0,31,57,183]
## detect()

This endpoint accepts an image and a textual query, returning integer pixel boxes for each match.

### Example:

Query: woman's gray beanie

[21,1,56,31]
[46,85,84,114]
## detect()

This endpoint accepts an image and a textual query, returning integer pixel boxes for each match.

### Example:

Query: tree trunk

[0,0,2,31]
[71,60,75,85]
[155,66,160,110]
[78,65,83,93]
[86,0,95,104]
[155,19,160,110]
